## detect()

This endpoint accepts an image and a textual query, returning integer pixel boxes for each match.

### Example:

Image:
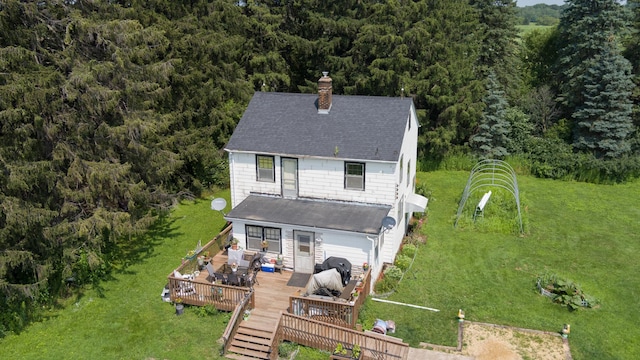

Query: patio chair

[251,264,260,286]
[227,273,240,286]
[214,273,228,284]
[245,272,256,289]
[205,263,216,283]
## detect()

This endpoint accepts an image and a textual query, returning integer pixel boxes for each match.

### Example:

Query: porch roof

[225,195,391,235]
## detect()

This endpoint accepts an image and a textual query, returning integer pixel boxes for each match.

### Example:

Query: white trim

[224,149,397,164]
[225,218,382,238]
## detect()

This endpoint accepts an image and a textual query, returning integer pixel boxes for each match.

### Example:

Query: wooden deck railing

[274,312,408,360]
[288,268,371,329]
[168,276,253,311]
[168,224,245,310]
[221,291,255,355]
[174,223,232,275]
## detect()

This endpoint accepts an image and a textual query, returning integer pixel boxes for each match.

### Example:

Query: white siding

[226,103,420,283]
[229,152,397,207]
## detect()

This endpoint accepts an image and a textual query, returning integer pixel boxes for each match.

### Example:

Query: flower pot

[175,303,184,315]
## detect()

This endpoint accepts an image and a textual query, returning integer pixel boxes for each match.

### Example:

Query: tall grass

[361,171,640,360]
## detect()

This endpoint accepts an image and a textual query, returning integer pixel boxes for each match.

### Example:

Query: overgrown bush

[383,265,403,282]
[193,304,218,317]
[401,243,416,258]
[278,341,298,358]
[525,137,577,179]
[394,254,411,271]
[374,265,403,294]
[374,276,396,293]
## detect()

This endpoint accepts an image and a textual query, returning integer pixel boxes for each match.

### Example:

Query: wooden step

[238,322,275,335]
[231,338,270,352]
[227,344,270,359]
[234,333,272,346]
[236,326,272,338]
[225,352,264,360]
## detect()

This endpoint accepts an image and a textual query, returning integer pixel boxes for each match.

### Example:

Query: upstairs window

[256,155,275,182]
[345,162,365,190]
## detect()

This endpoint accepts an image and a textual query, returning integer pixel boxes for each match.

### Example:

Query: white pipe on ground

[372,297,440,312]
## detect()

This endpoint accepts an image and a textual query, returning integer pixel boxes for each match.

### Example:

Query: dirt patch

[461,322,566,360]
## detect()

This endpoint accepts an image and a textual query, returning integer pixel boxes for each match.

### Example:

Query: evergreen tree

[471,72,511,159]
[573,43,634,158]
[471,0,523,100]
[622,0,640,153]
[557,0,634,157]
[557,0,631,111]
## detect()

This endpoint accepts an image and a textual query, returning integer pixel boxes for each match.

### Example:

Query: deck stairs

[225,308,279,360]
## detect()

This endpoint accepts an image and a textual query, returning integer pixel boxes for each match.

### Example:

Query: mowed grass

[2,174,639,360]
[0,191,232,360]
[362,171,640,360]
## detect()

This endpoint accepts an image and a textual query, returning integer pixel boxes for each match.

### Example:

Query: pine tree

[573,43,634,158]
[557,0,631,111]
[471,0,522,99]
[557,0,634,157]
[471,72,511,159]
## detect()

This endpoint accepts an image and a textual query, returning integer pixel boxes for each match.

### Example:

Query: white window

[256,155,275,182]
[246,225,281,253]
[407,160,411,187]
[345,162,365,190]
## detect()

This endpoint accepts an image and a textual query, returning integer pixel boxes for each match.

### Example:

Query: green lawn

[0,191,233,360]
[1,173,639,360]
[361,171,640,360]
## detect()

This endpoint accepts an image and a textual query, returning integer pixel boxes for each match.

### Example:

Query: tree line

[1,0,639,335]
[517,3,565,25]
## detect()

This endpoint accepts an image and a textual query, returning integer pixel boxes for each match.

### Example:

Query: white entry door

[294,230,314,273]
[281,158,298,198]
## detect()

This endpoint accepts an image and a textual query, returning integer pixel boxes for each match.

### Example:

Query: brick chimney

[318,71,332,114]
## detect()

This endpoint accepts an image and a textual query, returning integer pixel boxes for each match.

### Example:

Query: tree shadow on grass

[109,213,183,276]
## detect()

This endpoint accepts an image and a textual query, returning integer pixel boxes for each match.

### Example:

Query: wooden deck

[211,251,308,359]
[211,250,307,317]
[169,228,407,360]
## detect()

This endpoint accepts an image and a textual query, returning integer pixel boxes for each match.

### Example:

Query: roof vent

[318,72,332,114]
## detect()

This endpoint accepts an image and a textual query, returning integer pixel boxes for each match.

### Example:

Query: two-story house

[223,73,427,283]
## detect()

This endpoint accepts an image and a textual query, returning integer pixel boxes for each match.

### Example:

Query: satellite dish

[381,216,396,231]
[210,198,227,212]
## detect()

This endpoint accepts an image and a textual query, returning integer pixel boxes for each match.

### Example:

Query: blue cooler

[261,263,275,272]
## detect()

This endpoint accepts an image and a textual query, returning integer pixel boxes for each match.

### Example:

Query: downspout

[228,152,236,206]
[366,234,379,292]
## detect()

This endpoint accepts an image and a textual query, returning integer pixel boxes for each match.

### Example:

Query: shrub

[374,276,396,293]
[394,254,411,271]
[194,304,218,317]
[401,243,417,258]
[278,341,298,357]
[383,265,403,282]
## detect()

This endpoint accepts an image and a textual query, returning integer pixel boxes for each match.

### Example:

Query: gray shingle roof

[226,195,391,235]
[225,92,414,162]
